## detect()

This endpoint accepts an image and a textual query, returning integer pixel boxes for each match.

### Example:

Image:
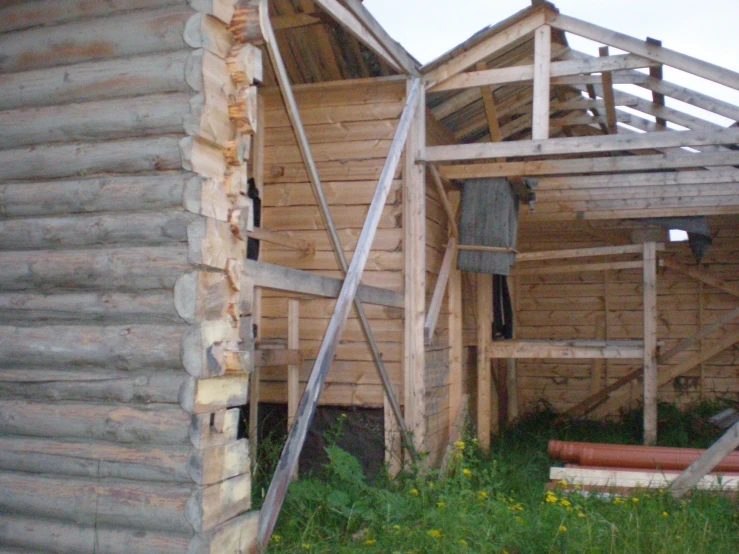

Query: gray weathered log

[0,174,191,219]
[0,436,191,483]
[0,50,202,110]
[185,472,251,532]
[0,324,184,370]
[0,471,193,533]
[0,400,191,444]
[0,245,190,291]
[0,210,195,250]
[0,6,196,73]
[179,375,249,414]
[0,514,190,554]
[0,0,185,33]
[174,271,236,324]
[0,369,185,404]
[0,93,197,149]
[189,408,240,449]
[186,510,258,554]
[0,291,182,325]
[0,136,184,182]
[186,439,250,485]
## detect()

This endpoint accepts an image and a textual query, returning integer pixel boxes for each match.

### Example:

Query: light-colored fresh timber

[184,12,234,59]
[429,166,459,237]
[458,244,518,254]
[425,238,457,344]
[247,228,314,253]
[424,128,739,162]
[0,136,183,182]
[185,472,251,533]
[671,420,739,498]
[662,258,739,298]
[174,271,238,325]
[254,349,302,367]
[598,46,618,133]
[511,261,643,276]
[243,259,404,308]
[180,136,229,182]
[659,306,739,363]
[228,43,263,85]
[188,440,249,486]
[642,242,658,445]
[488,340,645,359]
[182,320,241,378]
[536,169,739,190]
[179,375,250,414]
[287,299,300,432]
[0,6,196,73]
[549,466,739,490]
[0,400,190,444]
[190,408,241,449]
[438,151,739,179]
[532,24,551,140]
[447,190,464,427]
[423,9,547,86]
[477,273,493,453]
[517,244,663,262]
[187,510,259,554]
[430,53,658,92]
[187,217,247,270]
[549,13,739,91]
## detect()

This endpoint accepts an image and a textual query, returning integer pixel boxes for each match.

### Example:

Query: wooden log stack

[0,0,262,552]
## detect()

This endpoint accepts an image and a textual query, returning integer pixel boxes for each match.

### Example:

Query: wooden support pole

[429,165,459,238]
[286,299,299,432]
[532,24,552,140]
[424,238,457,345]
[447,191,464,428]
[671,420,739,498]
[662,258,739,298]
[255,76,423,551]
[643,242,658,445]
[476,273,493,453]
[599,46,618,134]
[258,0,410,450]
[646,37,668,128]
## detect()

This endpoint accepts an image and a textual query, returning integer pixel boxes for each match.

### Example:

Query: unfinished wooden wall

[258,77,406,408]
[514,217,739,416]
[0,1,259,551]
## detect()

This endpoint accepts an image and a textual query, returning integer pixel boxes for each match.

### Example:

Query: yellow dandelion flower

[560,498,571,507]
[458,539,469,547]
[302,543,311,551]
[479,491,489,500]
[577,512,586,518]
[427,529,442,539]
[410,488,419,496]
[364,539,376,546]
[574,485,582,491]
[663,511,669,518]
[455,441,466,451]
[558,525,568,533]
[614,497,624,505]
[545,493,558,504]
[509,503,524,511]
[271,535,281,544]
[632,497,640,503]
[393,525,401,531]
[437,501,446,509]
[462,468,472,478]
[558,479,568,487]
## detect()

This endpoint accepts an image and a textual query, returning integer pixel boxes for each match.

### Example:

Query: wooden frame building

[1,0,738,551]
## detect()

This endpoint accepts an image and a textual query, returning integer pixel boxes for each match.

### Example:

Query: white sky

[363,0,739,125]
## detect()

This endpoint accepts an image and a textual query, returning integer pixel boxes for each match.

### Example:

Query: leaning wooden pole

[257,0,411,449]
[256,77,423,551]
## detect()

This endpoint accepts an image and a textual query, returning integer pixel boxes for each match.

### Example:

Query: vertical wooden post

[532,24,551,140]
[599,46,618,134]
[506,275,519,422]
[643,241,658,445]
[476,272,493,453]
[287,299,300,430]
[447,191,463,425]
[403,79,427,454]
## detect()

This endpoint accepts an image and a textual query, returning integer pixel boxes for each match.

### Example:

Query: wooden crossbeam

[511,260,643,276]
[429,166,459,238]
[537,168,739,190]
[488,339,645,359]
[247,227,314,253]
[423,128,739,163]
[599,46,618,134]
[424,238,457,344]
[517,244,662,262]
[438,151,739,180]
[532,24,551,140]
[662,258,739,298]
[430,53,657,92]
[256,77,423,550]
[549,13,739,91]
[646,37,668,128]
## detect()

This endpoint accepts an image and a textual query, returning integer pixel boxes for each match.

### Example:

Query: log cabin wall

[514,217,739,416]
[0,1,260,551]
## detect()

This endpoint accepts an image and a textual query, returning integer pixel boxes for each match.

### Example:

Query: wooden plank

[431,53,656,92]
[511,261,643,276]
[659,306,739,362]
[447,191,464,427]
[662,258,739,298]
[424,238,457,344]
[671,420,739,498]
[531,24,551,140]
[458,244,518,254]
[549,13,739,92]
[243,259,403,308]
[423,128,739,163]
[550,466,739,490]
[477,273,493,453]
[247,227,314,253]
[517,244,663,262]
[438,151,739,179]
[256,77,423,550]
[488,340,644,359]
[429,166,459,238]
[424,9,547,86]
[287,299,300,432]
[643,242,658,445]
[599,46,618,134]
[254,348,302,367]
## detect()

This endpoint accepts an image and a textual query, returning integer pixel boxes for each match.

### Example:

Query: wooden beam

[477,273,493,453]
[256,77,423,550]
[477,62,504,145]
[517,244,663,262]
[423,128,739,163]
[549,13,739,91]
[671,420,739,498]
[429,165,459,238]
[259,0,410,458]
[488,340,645,359]
[243,259,403,308]
[537,168,739,190]
[662,258,739,298]
[424,238,457,344]
[599,46,618,134]
[340,0,419,76]
[254,348,302,367]
[430,53,657,92]
[532,24,551,140]
[447,190,463,432]
[659,305,739,363]
[286,299,299,432]
[438,151,739,180]
[458,244,518,254]
[646,37,668,128]
[247,227,314,253]
[551,73,649,86]
[511,260,643,276]
[550,466,739,490]
[423,9,547,87]
[312,0,403,74]
[642,242,658,446]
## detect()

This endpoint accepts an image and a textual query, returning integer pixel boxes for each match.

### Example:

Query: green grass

[256,403,739,553]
